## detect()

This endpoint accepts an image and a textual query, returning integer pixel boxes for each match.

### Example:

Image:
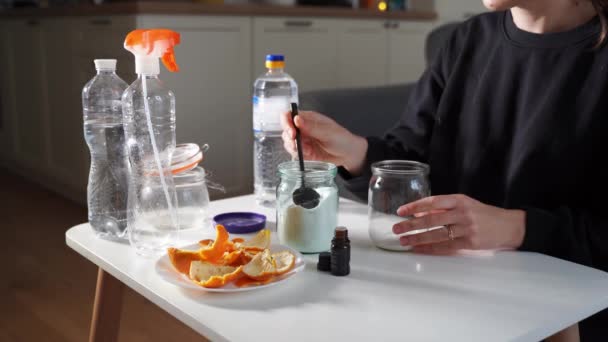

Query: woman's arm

[521,206,608,271]
[338,63,446,200]
[391,194,608,271]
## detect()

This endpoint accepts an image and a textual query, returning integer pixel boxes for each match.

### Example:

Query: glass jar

[368,160,430,251]
[276,161,339,253]
[171,143,211,231]
[174,166,211,231]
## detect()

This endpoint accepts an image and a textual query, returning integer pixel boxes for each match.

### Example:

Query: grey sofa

[299,22,459,202]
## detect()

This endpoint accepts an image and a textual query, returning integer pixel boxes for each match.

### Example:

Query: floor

[0,169,205,342]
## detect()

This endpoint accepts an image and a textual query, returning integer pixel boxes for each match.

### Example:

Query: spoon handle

[291,103,306,175]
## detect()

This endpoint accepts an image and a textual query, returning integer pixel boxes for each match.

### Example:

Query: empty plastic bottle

[253,54,298,207]
[82,59,130,239]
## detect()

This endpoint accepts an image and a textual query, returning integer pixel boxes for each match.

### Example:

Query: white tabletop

[66,195,608,342]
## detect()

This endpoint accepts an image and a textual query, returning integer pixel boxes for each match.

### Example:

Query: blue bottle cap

[213,212,267,234]
[265,54,285,62]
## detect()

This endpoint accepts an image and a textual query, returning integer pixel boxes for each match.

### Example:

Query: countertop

[0,2,437,20]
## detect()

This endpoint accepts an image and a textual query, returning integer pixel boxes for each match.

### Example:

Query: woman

[281,0,608,340]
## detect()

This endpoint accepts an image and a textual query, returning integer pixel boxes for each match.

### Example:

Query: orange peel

[198,239,214,247]
[199,225,231,263]
[242,249,296,281]
[234,277,274,288]
[167,225,297,289]
[222,250,244,266]
[189,261,243,288]
[273,250,296,276]
[167,247,202,275]
[239,229,271,251]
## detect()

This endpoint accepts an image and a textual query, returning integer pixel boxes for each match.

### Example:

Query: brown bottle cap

[317,252,331,272]
[335,226,348,239]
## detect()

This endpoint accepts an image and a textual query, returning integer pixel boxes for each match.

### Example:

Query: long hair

[591,0,608,46]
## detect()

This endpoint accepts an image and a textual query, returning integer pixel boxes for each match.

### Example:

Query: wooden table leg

[89,268,125,342]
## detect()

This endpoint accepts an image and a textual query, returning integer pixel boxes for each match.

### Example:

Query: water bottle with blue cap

[253,54,298,207]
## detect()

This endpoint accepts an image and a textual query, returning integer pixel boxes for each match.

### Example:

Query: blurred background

[0,0,486,203]
[0,0,485,341]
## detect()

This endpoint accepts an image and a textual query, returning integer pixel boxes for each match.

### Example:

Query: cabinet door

[335,19,388,88]
[0,21,16,161]
[253,17,338,92]
[46,17,135,191]
[434,0,486,21]
[8,19,49,168]
[73,16,135,83]
[387,21,435,85]
[137,16,253,197]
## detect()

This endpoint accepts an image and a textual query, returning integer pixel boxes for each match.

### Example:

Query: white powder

[277,187,338,253]
[369,212,442,251]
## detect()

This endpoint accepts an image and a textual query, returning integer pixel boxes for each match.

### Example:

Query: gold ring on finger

[445,225,455,241]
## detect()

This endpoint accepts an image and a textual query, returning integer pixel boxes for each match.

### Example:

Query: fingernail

[392,225,401,234]
[400,236,409,246]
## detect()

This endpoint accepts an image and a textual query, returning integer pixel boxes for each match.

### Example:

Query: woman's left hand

[392,194,526,255]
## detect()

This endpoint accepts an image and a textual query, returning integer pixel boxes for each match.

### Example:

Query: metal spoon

[290,103,320,209]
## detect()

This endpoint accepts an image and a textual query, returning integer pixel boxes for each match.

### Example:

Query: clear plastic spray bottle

[122,29,181,256]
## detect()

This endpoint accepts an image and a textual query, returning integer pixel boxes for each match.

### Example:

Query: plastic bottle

[122,29,181,256]
[82,59,129,239]
[253,54,298,207]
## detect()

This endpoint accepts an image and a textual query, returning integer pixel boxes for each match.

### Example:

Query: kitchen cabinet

[253,17,338,92]
[387,21,435,84]
[1,14,436,201]
[72,16,135,83]
[138,15,253,197]
[335,19,387,88]
[7,19,49,169]
[256,17,434,90]
[434,0,486,22]
[0,20,15,161]
[45,17,134,191]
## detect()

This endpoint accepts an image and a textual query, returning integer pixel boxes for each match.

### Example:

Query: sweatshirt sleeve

[519,150,608,270]
[520,206,608,271]
[339,56,447,199]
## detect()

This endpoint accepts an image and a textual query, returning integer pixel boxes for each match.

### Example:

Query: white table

[66,195,608,342]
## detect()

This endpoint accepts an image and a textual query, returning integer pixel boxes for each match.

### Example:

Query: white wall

[433,0,488,23]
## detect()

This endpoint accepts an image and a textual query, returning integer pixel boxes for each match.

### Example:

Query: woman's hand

[280,110,368,175]
[392,194,526,255]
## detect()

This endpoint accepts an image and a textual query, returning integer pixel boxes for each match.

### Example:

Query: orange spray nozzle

[124,28,181,73]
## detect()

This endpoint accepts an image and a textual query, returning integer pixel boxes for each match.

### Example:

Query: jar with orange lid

[127,142,211,256]
[171,143,212,232]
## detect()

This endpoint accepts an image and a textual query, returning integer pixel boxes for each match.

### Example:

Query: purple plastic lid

[213,212,266,234]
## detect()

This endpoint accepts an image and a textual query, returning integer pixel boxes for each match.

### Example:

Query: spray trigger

[124,28,181,74]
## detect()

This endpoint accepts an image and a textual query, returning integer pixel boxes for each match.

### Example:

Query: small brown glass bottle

[330,227,350,276]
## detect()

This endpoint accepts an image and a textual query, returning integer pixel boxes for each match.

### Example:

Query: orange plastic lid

[171,143,204,175]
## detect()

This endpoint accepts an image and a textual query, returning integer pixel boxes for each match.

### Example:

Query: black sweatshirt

[340,11,608,340]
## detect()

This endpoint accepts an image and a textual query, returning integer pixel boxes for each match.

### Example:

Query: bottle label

[253,96,295,132]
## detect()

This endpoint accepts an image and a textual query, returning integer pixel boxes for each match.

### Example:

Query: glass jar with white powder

[276,161,338,253]
[368,160,430,251]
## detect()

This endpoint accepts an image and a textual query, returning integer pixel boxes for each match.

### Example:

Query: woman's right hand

[280,110,368,176]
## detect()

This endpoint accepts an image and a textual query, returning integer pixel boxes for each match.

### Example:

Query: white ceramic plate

[156,243,305,292]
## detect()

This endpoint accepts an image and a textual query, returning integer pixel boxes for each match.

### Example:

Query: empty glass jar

[368,160,430,251]
[170,143,211,232]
